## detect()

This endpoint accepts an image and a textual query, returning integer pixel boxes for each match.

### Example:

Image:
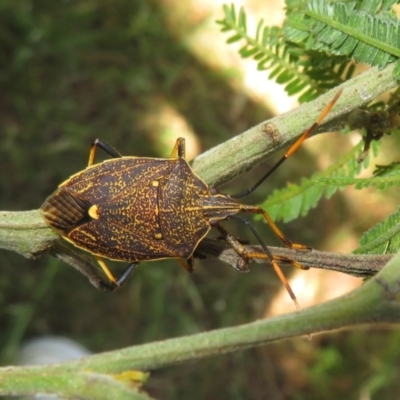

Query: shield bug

[41,90,342,308]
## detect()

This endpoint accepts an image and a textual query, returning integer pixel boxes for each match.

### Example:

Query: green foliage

[317,161,400,190]
[218,1,400,101]
[285,0,400,74]
[354,207,400,254]
[217,4,350,102]
[261,142,366,222]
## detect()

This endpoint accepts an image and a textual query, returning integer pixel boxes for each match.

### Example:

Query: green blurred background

[1,1,400,399]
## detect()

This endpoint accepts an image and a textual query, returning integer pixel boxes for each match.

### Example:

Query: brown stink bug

[41,90,342,308]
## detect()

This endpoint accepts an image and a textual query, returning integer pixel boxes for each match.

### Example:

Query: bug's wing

[58,157,211,263]
[62,158,171,261]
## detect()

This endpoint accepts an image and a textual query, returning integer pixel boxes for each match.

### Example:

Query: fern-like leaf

[284,0,400,78]
[261,142,365,222]
[316,161,400,190]
[354,207,400,254]
[217,4,352,100]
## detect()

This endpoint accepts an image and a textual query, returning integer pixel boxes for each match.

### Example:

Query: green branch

[1,251,400,398]
[192,63,399,187]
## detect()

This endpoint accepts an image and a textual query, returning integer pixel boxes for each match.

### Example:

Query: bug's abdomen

[41,187,92,233]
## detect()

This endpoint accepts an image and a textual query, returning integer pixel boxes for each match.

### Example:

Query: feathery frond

[354,207,400,254]
[218,2,400,102]
[217,4,352,101]
[317,162,400,190]
[284,0,400,78]
[261,142,366,222]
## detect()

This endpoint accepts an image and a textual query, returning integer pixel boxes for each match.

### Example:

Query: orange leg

[88,139,122,167]
[94,256,138,290]
[231,89,343,199]
[214,223,302,311]
[286,89,343,157]
[176,257,194,273]
[239,205,311,252]
[169,137,186,159]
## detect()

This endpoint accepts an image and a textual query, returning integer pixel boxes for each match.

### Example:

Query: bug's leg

[239,205,311,252]
[213,221,301,311]
[231,89,343,199]
[88,139,123,167]
[169,137,186,159]
[116,263,139,286]
[272,255,307,270]
[211,226,251,273]
[176,257,194,273]
[94,256,138,289]
[94,256,119,287]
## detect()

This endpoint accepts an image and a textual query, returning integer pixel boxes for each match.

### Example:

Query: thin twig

[196,238,391,278]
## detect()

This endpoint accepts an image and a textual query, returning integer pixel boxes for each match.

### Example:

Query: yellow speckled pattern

[41,155,241,262]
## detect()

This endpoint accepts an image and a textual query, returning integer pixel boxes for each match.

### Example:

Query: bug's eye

[210,187,219,195]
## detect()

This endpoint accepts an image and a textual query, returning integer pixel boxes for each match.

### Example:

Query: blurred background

[1,0,400,399]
